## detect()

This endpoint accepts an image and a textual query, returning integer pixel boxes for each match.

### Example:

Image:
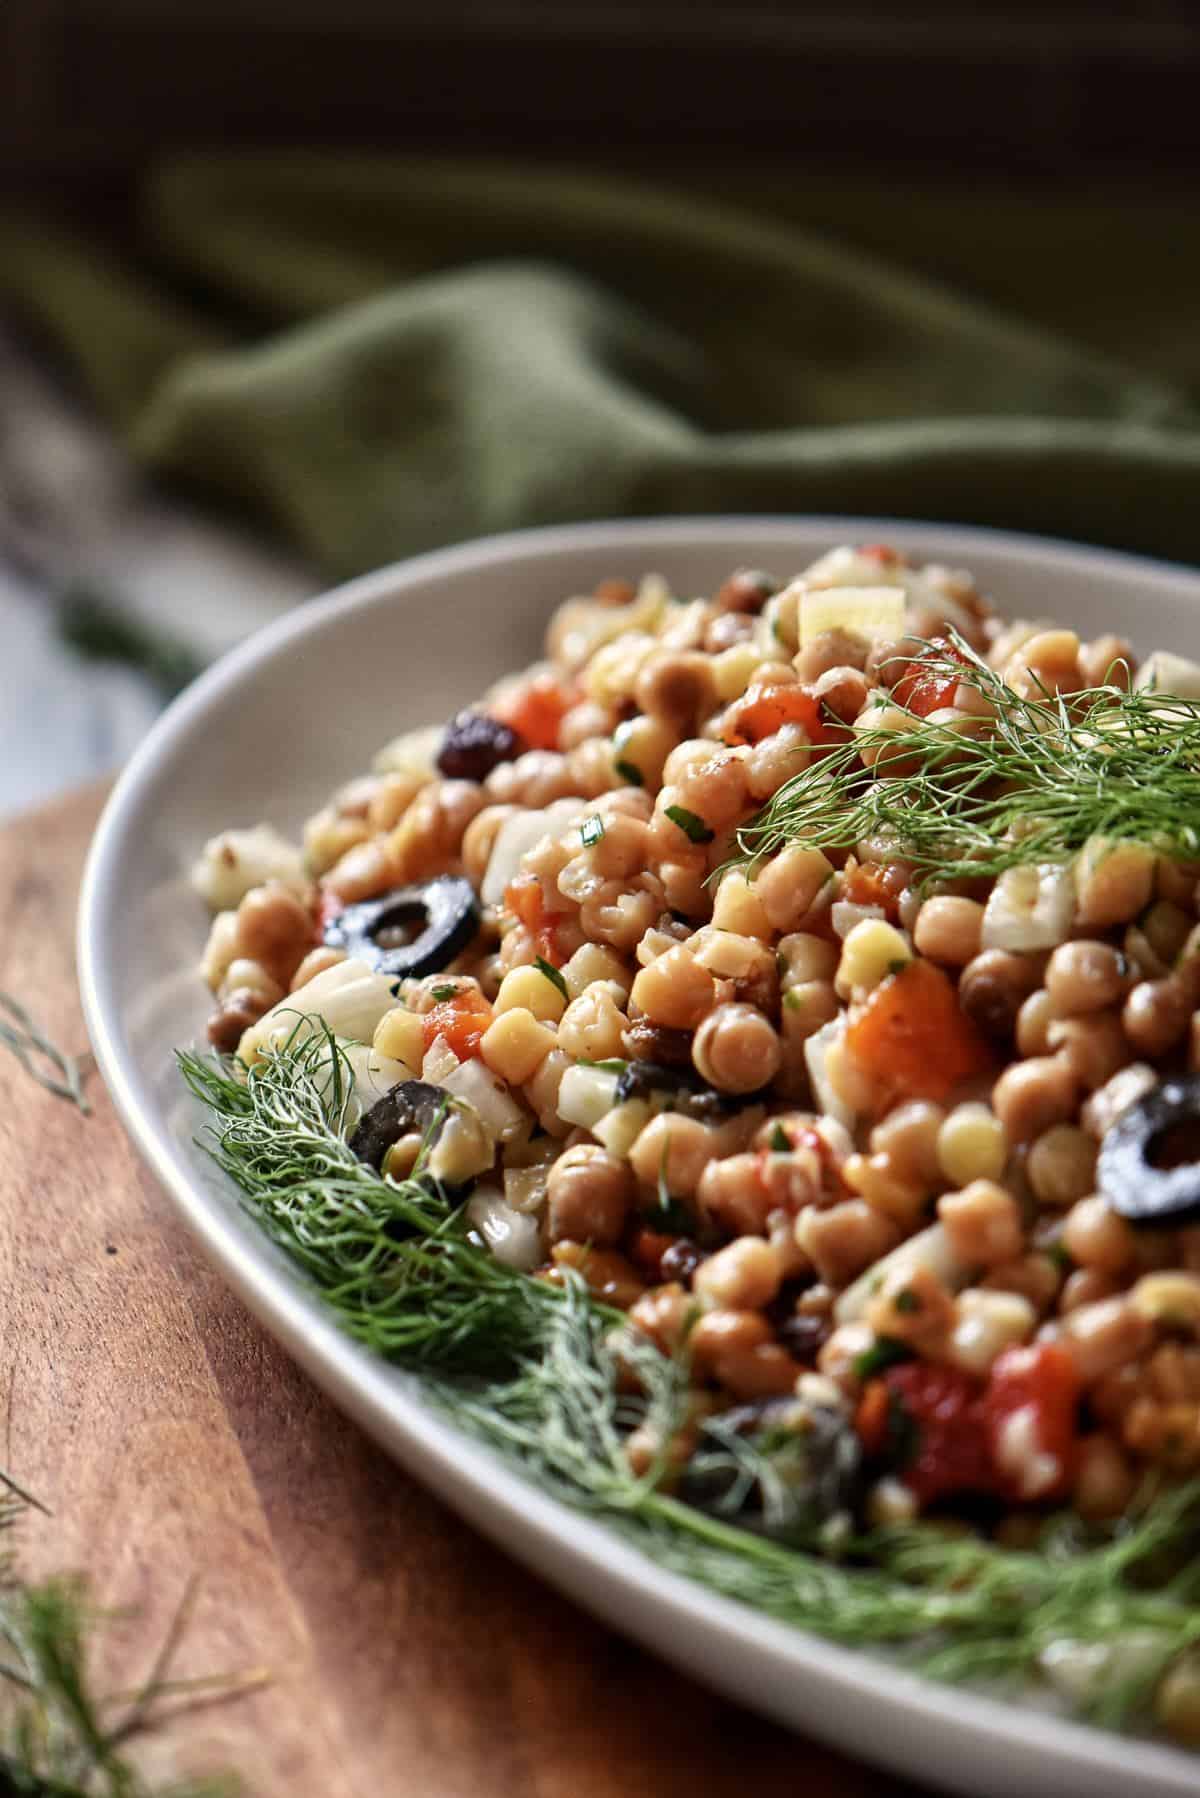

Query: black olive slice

[349,1078,449,1171]
[614,1058,744,1122]
[324,877,479,981]
[1098,1075,1200,1224]
[436,710,524,781]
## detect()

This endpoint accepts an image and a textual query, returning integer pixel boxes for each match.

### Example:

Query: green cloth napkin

[3,156,1199,576]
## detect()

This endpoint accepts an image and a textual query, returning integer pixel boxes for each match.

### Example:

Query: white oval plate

[79,518,1200,1798]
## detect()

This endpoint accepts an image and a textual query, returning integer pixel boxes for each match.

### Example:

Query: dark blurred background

[6,0,1200,183]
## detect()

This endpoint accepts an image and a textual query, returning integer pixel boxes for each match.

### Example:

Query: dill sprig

[0,994,92,1114]
[180,1030,1200,1734]
[732,636,1200,884]
[0,1471,244,1796]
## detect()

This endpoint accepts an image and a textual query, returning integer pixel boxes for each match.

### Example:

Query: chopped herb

[782,988,806,1013]
[579,1058,630,1073]
[853,1336,913,1381]
[615,759,644,787]
[894,1288,922,1315]
[648,1195,695,1235]
[535,956,569,1000]
[1046,1239,1076,1273]
[0,991,91,1114]
[887,959,910,976]
[581,814,606,847]
[769,1122,791,1152]
[430,984,459,1001]
[665,804,715,844]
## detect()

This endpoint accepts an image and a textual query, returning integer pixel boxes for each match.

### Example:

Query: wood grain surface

[0,783,925,1798]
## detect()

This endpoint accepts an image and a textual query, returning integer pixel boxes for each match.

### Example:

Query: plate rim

[78,515,1200,1796]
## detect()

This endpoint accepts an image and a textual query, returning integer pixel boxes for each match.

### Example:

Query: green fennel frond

[180,1030,1200,1733]
[730,634,1200,884]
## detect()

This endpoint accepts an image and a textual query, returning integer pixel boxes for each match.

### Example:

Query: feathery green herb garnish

[177,1027,1200,1735]
[0,993,92,1114]
[732,635,1200,884]
[0,1470,248,1795]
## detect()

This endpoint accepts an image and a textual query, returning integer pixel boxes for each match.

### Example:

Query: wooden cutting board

[0,784,924,1798]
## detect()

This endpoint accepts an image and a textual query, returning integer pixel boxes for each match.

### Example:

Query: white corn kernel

[937,1102,1007,1186]
[835,918,912,998]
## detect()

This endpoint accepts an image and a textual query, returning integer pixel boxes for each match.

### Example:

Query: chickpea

[796,1200,901,1289]
[811,664,870,725]
[220,957,284,1007]
[546,1145,633,1246]
[630,945,716,1031]
[635,649,716,726]
[1045,940,1128,1015]
[629,1113,715,1201]
[389,779,484,881]
[691,1310,798,1399]
[715,568,776,613]
[366,770,428,833]
[1080,1061,1158,1140]
[958,949,1042,1039]
[585,811,650,880]
[1156,1652,1200,1748]
[913,896,984,968]
[793,626,870,682]
[867,1264,957,1354]
[580,881,660,954]
[693,1237,783,1312]
[289,945,347,991]
[1004,628,1080,698]
[697,1153,776,1237]
[1026,1124,1097,1208]
[207,987,272,1053]
[1123,977,1193,1058]
[853,704,920,776]
[325,836,394,903]
[674,749,752,833]
[991,1055,1077,1145]
[754,845,834,933]
[1046,1009,1130,1091]
[549,1241,644,1309]
[870,1101,945,1186]
[557,985,628,1062]
[1015,988,1056,1058]
[559,699,615,751]
[1062,1195,1137,1275]
[693,1003,782,1094]
[745,724,811,801]
[627,1283,693,1354]
[1073,836,1155,930]
[712,870,772,940]
[304,808,370,876]
[938,1180,1024,1267]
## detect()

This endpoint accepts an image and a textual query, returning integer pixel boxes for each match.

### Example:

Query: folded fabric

[2,156,1198,578]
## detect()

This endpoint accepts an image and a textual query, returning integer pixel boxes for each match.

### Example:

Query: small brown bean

[1015,989,1056,1058]
[207,987,271,1053]
[1026,1124,1097,1208]
[1045,940,1128,1016]
[793,626,870,682]
[1062,1195,1137,1275]
[1123,978,1193,1058]
[958,949,1042,1038]
[1046,1010,1130,1090]
[991,1055,1078,1145]
[913,896,984,968]
[546,1145,633,1246]
[692,1003,782,1094]
[635,649,717,725]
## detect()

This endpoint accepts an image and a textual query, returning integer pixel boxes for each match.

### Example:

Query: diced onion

[804,1018,855,1131]
[835,1223,970,1325]
[799,584,907,648]
[441,1055,528,1141]
[557,1064,622,1131]
[1039,1632,1171,1707]
[466,1187,543,1271]
[191,824,306,911]
[337,1044,411,1122]
[981,863,1074,953]
[238,958,396,1065]
[481,798,588,905]
[1135,650,1200,698]
[831,899,886,940]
